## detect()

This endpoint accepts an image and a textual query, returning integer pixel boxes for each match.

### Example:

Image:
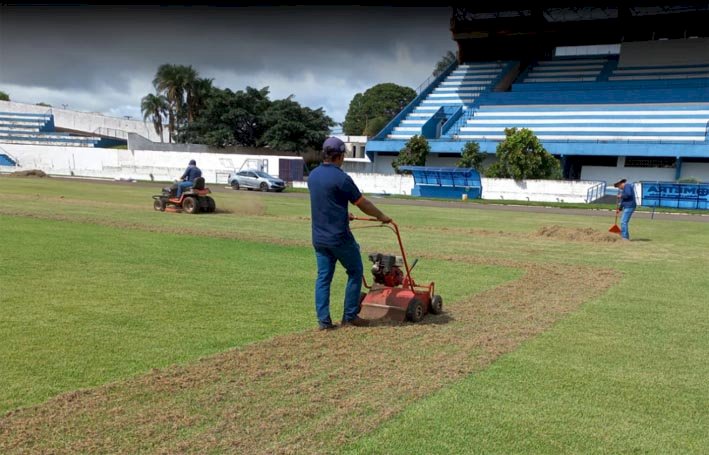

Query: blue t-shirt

[181,165,202,182]
[307,163,363,247]
[619,182,637,209]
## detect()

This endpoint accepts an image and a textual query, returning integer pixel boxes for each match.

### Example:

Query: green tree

[185,76,212,123]
[141,93,169,142]
[177,86,271,147]
[456,141,485,171]
[392,135,430,173]
[433,50,457,77]
[362,116,389,137]
[152,64,201,142]
[485,128,561,180]
[0,91,9,101]
[342,83,415,136]
[262,96,334,154]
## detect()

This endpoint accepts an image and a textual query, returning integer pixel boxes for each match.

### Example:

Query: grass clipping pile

[0,256,618,454]
[9,169,48,178]
[534,224,620,242]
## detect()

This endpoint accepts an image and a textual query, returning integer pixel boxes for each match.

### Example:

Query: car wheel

[260,182,269,192]
[230,180,240,190]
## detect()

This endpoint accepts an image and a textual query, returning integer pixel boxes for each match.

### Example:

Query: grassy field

[1,176,707,453]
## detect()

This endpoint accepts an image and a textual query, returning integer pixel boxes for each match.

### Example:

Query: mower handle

[351,216,396,227]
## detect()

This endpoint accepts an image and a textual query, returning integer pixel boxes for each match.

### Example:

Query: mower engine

[162,184,178,198]
[368,253,404,287]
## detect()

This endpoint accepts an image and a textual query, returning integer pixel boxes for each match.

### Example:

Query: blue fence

[641,181,709,210]
[400,166,482,199]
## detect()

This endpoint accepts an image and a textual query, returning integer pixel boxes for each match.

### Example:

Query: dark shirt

[619,182,637,209]
[181,165,202,182]
[307,163,363,247]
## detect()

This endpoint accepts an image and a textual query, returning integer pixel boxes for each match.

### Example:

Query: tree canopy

[392,135,430,173]
[144,64,334,152]
[342,83,415,136]
[485,128,561,180]
[456,141,485,172]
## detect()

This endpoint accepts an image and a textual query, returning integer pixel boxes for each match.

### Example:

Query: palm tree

[141,93,168,142]
[153,64,185,143]
[186,77,213,123]
[153,64,210,141]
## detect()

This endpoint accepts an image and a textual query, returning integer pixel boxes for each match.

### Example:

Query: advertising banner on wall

[641,181,709,210]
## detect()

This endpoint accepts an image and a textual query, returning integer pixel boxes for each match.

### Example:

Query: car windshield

[254,171,275,179]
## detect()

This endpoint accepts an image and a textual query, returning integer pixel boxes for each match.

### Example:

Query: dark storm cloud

[0,5,454,120]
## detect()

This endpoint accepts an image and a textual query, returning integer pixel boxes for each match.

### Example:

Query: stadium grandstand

[0,110,126,148]
[365,2,709,185]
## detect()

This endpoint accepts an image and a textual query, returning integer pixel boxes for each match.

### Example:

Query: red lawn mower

[152,177,216,214]
[353,217,442,323]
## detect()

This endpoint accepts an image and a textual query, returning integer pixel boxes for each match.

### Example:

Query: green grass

[0,178,516,413]
[1,175,708,453]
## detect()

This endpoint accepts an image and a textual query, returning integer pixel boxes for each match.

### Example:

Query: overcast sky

[0,5,455,124]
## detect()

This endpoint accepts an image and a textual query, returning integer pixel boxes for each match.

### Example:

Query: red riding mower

[152,177,216,214]
[353,217,443,323]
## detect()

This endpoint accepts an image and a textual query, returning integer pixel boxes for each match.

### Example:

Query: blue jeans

[620,206,635,239]
[176,181,193,197]
[314,240,363,326]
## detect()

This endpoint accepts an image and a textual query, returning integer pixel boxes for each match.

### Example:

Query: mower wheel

[182,196,199,214]
[406,299,424,323]
[430,295,443,315]
[153,198,166,212]
[206,196,216,213]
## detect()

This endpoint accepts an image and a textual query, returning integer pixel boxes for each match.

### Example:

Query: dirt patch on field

[0,257,618,454]
[533,224,621,243]
[8,169,48,178]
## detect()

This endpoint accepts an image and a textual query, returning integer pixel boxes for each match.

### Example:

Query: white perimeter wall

[0,101,162,142]
[0,143,297,183]
[296,173,603,203]
[1,144,612,203]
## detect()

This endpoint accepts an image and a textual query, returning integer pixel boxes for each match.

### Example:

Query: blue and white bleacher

[521,58,611,83]
[387,62,511,140]
[610,63,709,81]
[458,103,709,143]
[0,111,101,147]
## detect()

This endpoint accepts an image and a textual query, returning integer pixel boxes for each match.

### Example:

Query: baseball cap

[189,159,196,165]
[322,137,345,156]
[612,178,626,188]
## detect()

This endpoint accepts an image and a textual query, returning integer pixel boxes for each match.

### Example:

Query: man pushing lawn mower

[308,137,392,331]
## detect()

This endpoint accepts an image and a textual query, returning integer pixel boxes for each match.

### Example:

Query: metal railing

[416,58,458,94]
[92,127,128,139]
[585,181,607,203]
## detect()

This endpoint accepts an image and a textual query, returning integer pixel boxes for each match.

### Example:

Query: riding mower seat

[192,176,206,190]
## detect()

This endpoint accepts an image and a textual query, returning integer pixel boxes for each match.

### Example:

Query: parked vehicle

[228,170,285,192]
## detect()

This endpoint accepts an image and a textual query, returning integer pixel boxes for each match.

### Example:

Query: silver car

[228,169,285,192]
